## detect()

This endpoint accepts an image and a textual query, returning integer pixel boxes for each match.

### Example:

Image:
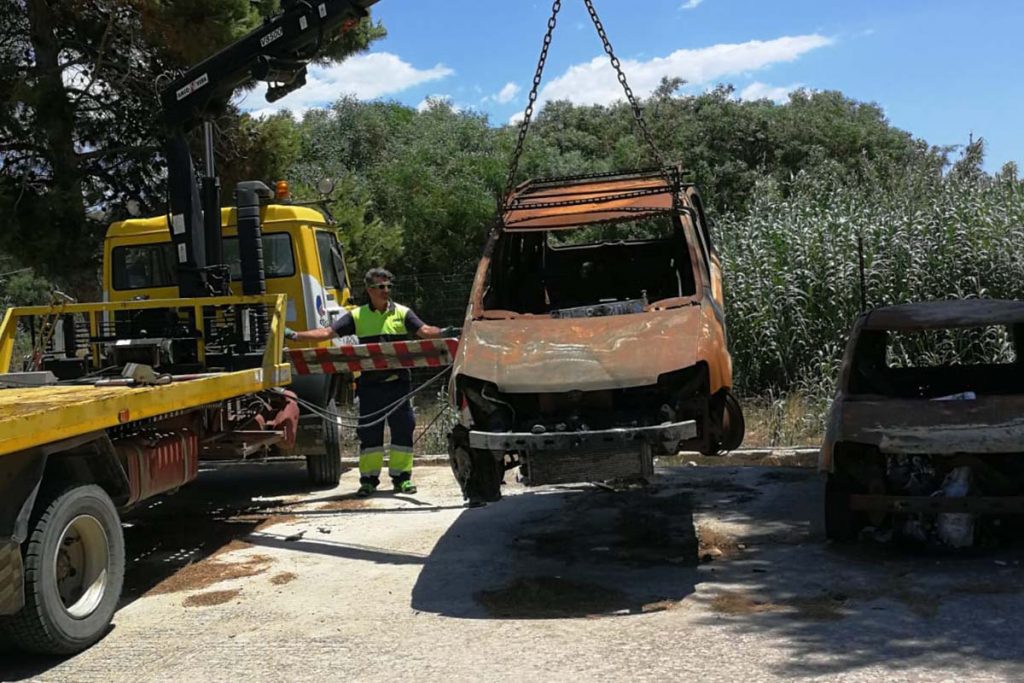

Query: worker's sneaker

[356,482,377,497]
[393,479,417,495]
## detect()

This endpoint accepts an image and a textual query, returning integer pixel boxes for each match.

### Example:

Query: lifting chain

[582,0,668,174]
[502,0,671,213]
[502,0,562,210]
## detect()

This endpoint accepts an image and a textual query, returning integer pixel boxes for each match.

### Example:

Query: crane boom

[158,0,380,297]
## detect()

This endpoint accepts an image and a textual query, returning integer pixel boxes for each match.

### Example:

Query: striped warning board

[288,338,460,375]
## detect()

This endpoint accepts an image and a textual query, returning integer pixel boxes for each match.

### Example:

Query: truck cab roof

[106,204,329,240]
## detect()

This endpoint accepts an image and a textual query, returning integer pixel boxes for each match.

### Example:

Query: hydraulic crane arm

[158,0,380,297]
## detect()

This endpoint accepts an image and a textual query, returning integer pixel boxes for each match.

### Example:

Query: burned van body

[821,299,1024,545]
[447,169,743,503]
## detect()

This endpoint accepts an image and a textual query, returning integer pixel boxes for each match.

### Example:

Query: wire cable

[272,366,453,430]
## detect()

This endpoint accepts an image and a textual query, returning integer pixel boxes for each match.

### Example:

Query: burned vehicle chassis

[822,300,1024,546]
[448,168,744,503]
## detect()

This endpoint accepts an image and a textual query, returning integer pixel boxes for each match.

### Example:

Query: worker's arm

[286,326,336,342]
[285,310,355,342]
[406,308,458,339]
[414,324,444,339]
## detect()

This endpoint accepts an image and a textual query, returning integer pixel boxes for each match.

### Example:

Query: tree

[0,0,383,295]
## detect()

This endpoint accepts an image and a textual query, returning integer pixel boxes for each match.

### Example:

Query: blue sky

[243,0,1022,171]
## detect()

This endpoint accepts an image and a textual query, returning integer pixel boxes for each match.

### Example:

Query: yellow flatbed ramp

[0,294,292,458]
[0,368,289,457]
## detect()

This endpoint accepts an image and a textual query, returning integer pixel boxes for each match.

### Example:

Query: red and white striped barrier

[288,338,460,376]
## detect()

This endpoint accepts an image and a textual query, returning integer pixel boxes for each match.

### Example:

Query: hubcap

[53,515,109,619]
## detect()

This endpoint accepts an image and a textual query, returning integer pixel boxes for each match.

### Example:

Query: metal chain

[502,0,673,216]
[582,0,669,175]
[502,0,562,210]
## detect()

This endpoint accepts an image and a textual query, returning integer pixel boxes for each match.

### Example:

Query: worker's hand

[440,326,462,338]
[284,327,299,341]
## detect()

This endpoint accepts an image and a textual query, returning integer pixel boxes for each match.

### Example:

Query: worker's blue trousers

[356,379,415,486]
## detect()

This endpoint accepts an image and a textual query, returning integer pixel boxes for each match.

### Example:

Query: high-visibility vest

[351,302,411,343]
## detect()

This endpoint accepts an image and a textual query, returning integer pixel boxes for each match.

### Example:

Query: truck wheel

[449,444,502,505]
[824,474,863,542]
[0,484,124,655]
[307,399,343,487]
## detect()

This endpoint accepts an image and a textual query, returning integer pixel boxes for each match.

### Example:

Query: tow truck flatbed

[0,367,285,457]
[0,295,292,458]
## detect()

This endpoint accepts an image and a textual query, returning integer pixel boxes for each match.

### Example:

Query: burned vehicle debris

[447,168,744,503]
[821,299,1024,546]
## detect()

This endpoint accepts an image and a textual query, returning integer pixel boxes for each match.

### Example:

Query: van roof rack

[502,166,690,232]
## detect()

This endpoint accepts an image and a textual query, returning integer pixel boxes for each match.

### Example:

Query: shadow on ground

[0,461,328,681]
[673,465,1024,679]
[412,479,703,619]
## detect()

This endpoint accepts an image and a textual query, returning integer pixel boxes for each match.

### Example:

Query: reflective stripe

[289,339,458,375]
[359,449,385,477]
[0,540,24,615]
[388,446,413,476]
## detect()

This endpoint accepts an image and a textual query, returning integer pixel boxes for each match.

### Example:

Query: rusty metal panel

[0,539,24,615]
[862,299,1024,331]
[502,170,678,232]
[837,397,1024,454]
[457,308,702,393]
[117,431,199,506]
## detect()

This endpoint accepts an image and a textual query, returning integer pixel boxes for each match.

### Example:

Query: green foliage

[287,98,505,276]
[718,140,1024,401]
[0,0,383,294]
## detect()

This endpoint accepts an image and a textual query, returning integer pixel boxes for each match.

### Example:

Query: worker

[285,268,452,496]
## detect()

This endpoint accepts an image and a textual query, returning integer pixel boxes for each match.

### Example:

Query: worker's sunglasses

[367,283,392,291]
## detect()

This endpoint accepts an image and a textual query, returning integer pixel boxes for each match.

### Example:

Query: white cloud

[739,81,801,104]
[681,0,703,9]
[494,82,521,104]
[243,52,453,118]
[535,34,833,109]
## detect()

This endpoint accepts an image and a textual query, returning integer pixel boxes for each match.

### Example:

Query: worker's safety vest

[351,302,411,343]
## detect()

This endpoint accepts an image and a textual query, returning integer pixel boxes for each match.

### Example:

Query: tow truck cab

[103,204,351,334]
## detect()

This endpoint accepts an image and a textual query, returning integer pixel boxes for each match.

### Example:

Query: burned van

[447,168,744,503]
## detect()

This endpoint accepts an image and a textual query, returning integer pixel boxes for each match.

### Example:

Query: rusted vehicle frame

[448,167,743,503]
[821,299,1024,540]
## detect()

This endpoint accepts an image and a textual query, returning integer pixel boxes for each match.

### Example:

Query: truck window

[111,244,178,290]
[315,231,346,290]
[111,233,295,290]
[222,232,295,280]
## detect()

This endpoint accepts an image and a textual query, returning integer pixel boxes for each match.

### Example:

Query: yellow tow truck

[0,0,379,655]
[105,199,356,484]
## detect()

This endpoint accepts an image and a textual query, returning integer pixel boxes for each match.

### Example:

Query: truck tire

[0,484,124,655]
[307,398,343,487]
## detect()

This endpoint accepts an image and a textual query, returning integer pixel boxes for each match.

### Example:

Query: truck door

[314,230,351,336]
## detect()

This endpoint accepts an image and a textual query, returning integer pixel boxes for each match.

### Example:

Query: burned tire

[824,474,863,542]
[448,430,502,504]
[307,398,343,487]
[0,484,124,655]
[720,390,745,452]
[703,389,745,455]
